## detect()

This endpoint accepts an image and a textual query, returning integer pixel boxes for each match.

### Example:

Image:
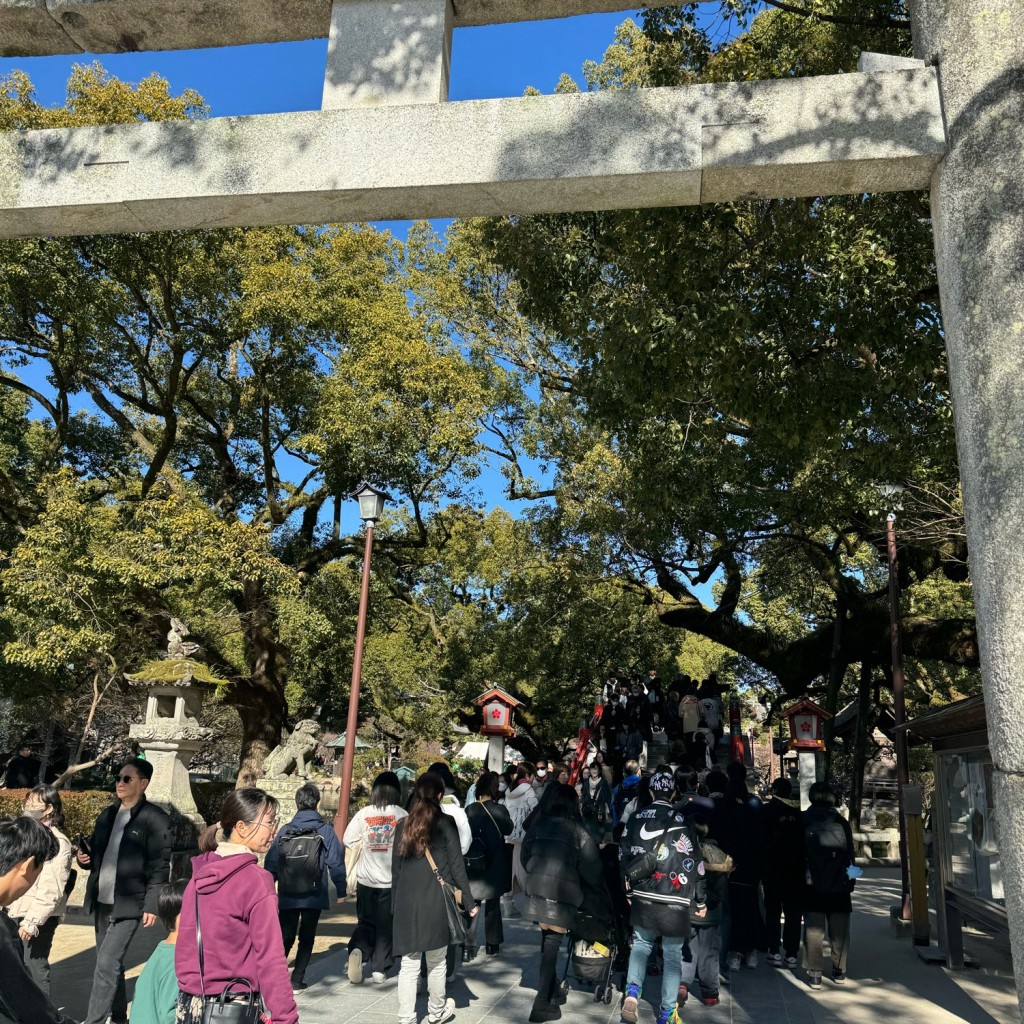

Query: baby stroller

[556,857,628,1005]
[563,933,618,1005]
[557,906,620,1005]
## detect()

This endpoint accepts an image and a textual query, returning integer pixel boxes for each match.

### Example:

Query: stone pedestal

[798,750,819,811]
[486,735,505,773]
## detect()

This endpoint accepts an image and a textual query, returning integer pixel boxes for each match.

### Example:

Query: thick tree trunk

[849,661,874,833]
[230,582,288,787]
[234,685,286,788]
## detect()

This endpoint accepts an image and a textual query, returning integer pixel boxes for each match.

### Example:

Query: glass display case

[937,749,1004,906]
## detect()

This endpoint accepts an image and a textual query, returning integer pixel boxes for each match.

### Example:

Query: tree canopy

[0,2,981,781]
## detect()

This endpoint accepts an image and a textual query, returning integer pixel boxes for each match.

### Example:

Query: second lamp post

[334,482,390,839]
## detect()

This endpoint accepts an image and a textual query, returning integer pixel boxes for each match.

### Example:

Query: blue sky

[0,12,636,113]
[0,11,644,514]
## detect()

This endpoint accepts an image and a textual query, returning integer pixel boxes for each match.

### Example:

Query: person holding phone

[76,758,171,1024]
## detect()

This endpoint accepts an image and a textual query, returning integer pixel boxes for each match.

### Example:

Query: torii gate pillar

[912,0,1024,1009]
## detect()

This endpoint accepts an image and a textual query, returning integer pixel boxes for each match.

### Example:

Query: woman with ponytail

[392,773,476,1024]
[175,788,297,1024]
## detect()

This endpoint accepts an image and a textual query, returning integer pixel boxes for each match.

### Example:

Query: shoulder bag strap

[480,801,503,841]
[194,887,206,1001]
[424,844,463,904]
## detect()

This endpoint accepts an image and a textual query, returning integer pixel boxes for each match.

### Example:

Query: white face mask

[536,769,548,778]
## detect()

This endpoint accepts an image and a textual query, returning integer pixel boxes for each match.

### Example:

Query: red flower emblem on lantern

[491,708,502,719]
[800,721,812,733]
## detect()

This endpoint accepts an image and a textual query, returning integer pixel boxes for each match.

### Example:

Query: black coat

[391,814,473,955]
[0,912,76,1024]
[83,795,171,919]
[465,800,512,901]
[580,777,612,824]
[522,816,603,930]
[761,796,805,887]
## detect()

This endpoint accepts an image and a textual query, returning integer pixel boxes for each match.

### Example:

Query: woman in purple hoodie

[175,788,298,1024]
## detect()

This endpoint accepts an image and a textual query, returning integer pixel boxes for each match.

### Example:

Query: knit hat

[649,771,675,795]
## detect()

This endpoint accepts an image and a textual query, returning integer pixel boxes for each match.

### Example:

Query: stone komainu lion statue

[262,719,322,779]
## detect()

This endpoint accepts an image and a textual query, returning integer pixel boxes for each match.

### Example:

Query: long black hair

[399,773,445,858]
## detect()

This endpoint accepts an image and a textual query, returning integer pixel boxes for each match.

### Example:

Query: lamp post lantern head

[784,698,832,751]
[350,482,391,524]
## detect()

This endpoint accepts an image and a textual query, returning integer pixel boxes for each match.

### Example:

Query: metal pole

[334,522,375,841]
[886,513,912,921]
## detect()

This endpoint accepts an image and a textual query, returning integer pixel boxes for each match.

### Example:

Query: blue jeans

[627,926,683,1013]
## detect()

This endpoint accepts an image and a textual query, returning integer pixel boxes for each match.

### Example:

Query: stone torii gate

[1,0,1022,1003]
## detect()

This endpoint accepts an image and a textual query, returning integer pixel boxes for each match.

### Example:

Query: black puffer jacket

[83,796,171,920]
[522,815,603,930]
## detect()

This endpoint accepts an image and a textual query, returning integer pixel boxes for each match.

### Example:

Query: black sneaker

[832,968,846,985]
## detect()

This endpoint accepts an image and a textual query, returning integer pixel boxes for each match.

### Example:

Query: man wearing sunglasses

[76,757,171,1024]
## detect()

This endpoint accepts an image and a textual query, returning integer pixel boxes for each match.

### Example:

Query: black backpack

[277,827,325,897]
[804,813,851,894]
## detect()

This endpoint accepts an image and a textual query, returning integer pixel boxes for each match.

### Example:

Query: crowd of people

[0,681,858,1024]
[595,672,726,775]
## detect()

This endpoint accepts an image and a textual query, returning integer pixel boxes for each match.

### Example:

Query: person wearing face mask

[175,788,298,1024]
[6,785,74,997]
[531,760,551,799]
[76,758,171,1024]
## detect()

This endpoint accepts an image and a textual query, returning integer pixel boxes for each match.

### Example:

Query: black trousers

[727,880,766,955]
[348,885,395,975]
[763,879,802,957]
[19,916,59,996]
[470,898,504,949]
[280,908,322,984]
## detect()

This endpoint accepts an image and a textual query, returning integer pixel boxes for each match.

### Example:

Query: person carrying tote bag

[175,789,297,1024]
[392,774,477,1024]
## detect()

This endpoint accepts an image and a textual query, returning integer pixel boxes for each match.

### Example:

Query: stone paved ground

[49,870,1016,1024]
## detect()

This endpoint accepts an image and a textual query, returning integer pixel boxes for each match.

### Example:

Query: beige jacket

[8,826,73,936]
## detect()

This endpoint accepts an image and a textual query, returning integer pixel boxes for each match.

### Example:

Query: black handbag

[195,889,263,1024]
[425,846,472,946]
[623,841,666,886]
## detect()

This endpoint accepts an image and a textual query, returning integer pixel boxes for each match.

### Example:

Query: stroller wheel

[594,986,605,1002]
[559,981,570,996]
[603,988,614,1005]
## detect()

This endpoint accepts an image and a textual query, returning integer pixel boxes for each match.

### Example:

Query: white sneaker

[348,948,363,985]
[767,952,783,967]
[422,997,456,1024]
[372,971,387,984]
[727,954,742,972]
[745,951,758,969]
